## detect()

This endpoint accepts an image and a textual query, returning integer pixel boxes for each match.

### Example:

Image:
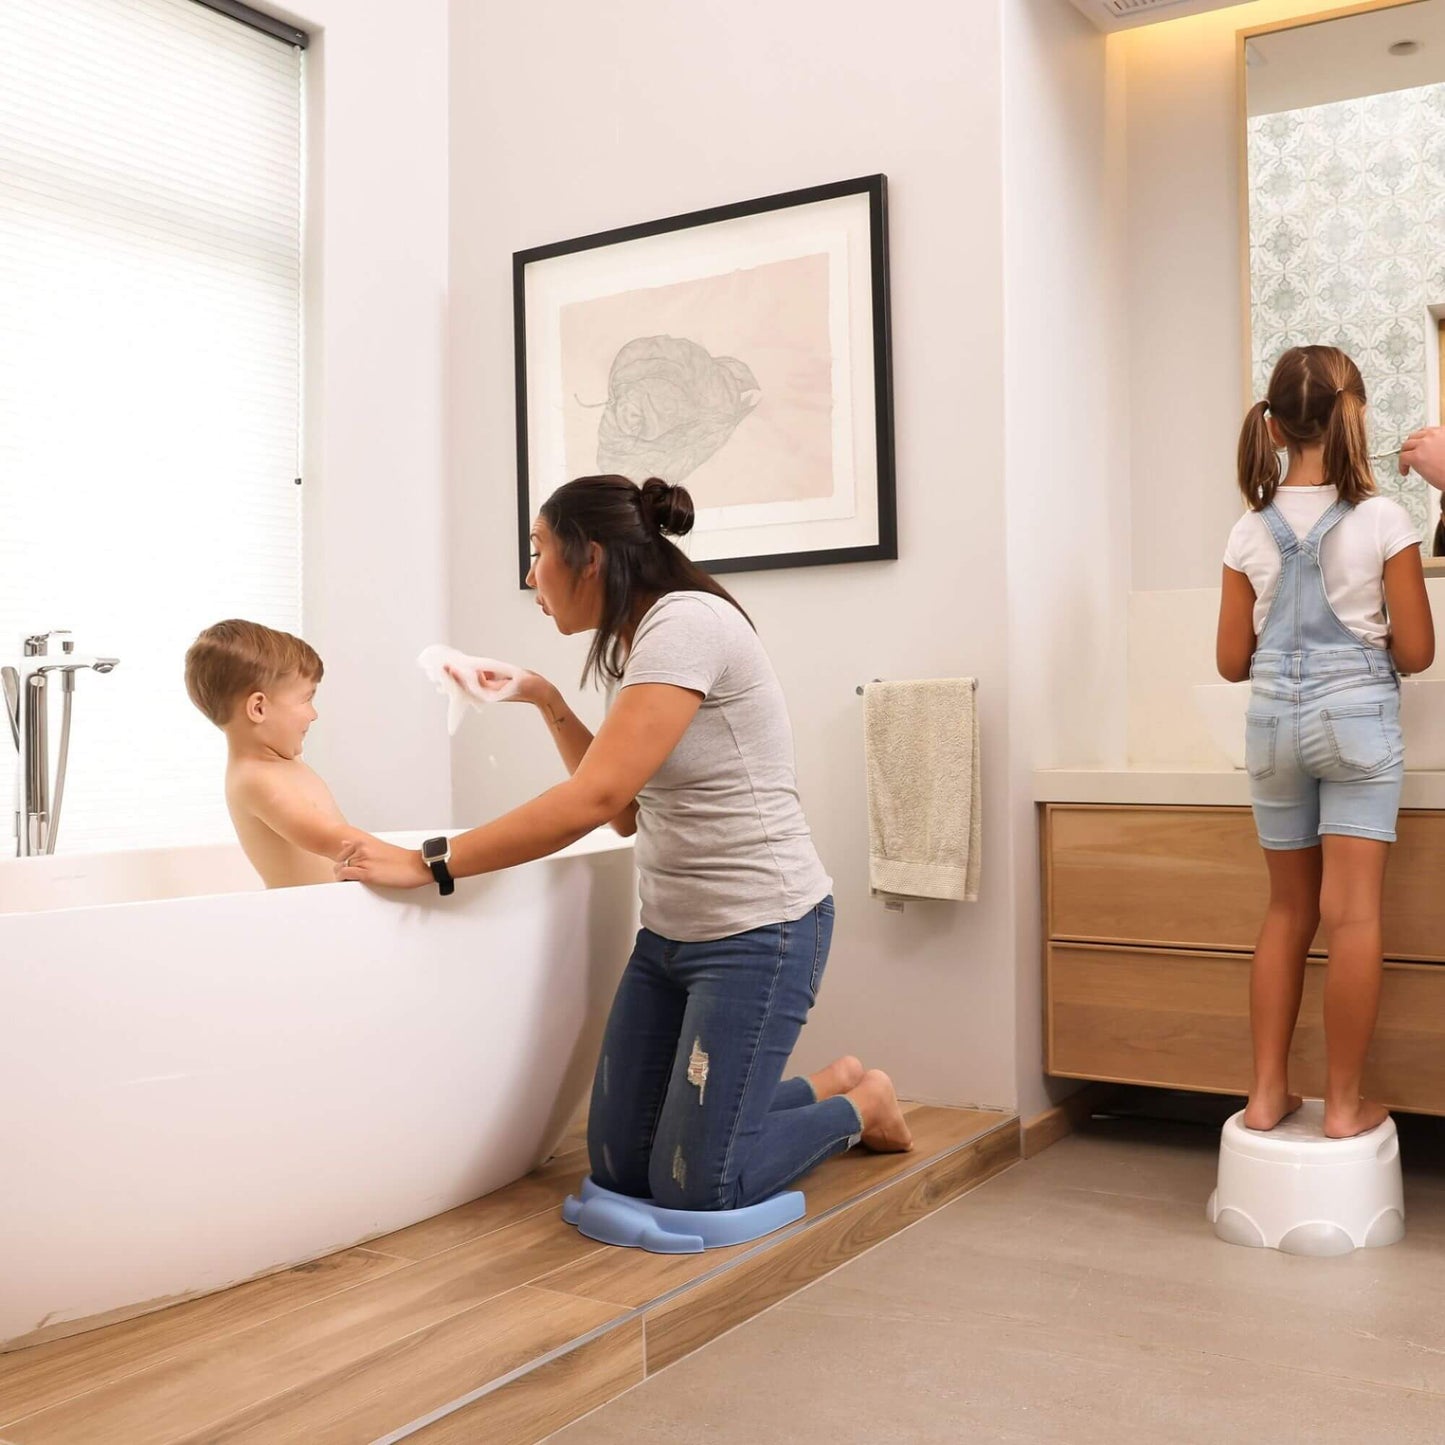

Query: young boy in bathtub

[184,619,360,889]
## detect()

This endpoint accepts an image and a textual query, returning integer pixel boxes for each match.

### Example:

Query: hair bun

[639,478,695,538]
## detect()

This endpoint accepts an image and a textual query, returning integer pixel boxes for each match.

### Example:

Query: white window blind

[0,0,303,854]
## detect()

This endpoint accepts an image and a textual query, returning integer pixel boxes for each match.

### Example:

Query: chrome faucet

[3,631,120,856]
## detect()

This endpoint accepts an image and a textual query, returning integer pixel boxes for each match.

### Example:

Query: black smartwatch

[420,836,455,896]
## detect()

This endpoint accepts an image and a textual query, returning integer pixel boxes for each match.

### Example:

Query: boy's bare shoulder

[226,756,337,811]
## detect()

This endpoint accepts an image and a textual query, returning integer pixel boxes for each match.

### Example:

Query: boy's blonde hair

[185,620,323,727]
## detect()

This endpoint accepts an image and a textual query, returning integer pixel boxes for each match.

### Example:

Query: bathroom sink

[1193,679,1445,770]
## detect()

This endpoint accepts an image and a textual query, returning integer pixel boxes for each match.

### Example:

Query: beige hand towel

[864,679,980,903]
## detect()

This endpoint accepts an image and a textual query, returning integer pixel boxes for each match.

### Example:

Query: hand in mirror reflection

[1399,428,1445,492]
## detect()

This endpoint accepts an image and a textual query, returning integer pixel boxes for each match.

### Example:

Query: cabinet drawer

[1047,942,1445,1114]
[1044,805,1445,962]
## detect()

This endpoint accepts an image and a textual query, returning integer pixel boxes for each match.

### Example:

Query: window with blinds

[0,0,304,854]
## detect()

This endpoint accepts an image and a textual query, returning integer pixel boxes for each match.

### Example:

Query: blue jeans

[586,896,861,1211]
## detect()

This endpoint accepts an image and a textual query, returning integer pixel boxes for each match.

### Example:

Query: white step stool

[1207,1100,1404,1256]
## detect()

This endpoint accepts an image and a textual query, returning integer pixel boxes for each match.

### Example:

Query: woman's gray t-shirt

[614,591,831,942]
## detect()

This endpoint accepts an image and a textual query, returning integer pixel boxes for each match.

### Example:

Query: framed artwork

[513,174,896,584]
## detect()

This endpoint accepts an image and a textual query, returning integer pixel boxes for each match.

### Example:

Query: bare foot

[808,1055,865,1102]
[1324,1098,1391,1139]
[845,1069,913,1153]
[1241,1090,1303,1132]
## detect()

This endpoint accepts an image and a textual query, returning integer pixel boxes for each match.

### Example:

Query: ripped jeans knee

[588,902,849,1212]
[647,1142,734,1212]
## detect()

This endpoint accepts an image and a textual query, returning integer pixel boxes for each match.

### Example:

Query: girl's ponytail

[1237,399,1280,510]
[1322,383,1374,505]
[1249,345,1374,509]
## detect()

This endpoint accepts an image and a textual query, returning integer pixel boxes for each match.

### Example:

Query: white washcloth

[417,645,523,734]
[864,679,981,903]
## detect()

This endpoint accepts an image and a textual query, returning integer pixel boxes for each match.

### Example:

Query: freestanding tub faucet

[3,630,120,856]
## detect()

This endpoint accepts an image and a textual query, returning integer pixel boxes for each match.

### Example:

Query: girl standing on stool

[1217,346,1434,1138]
[338,475,912,1207]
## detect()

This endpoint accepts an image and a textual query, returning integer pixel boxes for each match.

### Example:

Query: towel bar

[855,677,978,696]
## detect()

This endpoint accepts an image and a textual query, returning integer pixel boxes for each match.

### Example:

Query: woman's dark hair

[1237,344,1374,511]
[539,475,752,687]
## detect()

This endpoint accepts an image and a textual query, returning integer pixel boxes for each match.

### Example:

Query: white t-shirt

[1223,486,1419,648]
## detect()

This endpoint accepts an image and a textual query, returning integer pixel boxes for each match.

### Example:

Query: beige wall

[280,0,1256,1113]
[1120,0,1383,592]
[258,0,1170,1113]
[289,0,453,830]
[447,0,1032,1107]
[1004,0,1129,1116]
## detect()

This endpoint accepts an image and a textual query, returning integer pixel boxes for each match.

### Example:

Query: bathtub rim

[0,826,634,918]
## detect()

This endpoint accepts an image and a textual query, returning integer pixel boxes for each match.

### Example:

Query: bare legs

[807,1056,864,1102]
[1319,835,1391,1139]
[805,1055,911,1152]
[1243,845,1319,1131]
[845,1071,913,1151]
[1244,836,1391,1138]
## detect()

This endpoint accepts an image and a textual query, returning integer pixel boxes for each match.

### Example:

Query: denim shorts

[1245,678,1403,849]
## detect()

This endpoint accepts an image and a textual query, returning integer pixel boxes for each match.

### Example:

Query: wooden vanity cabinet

[1042,804,1445,1114]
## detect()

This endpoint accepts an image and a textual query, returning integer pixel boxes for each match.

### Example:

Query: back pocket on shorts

[1245,713,1278,779]
[1322,704,1393,774]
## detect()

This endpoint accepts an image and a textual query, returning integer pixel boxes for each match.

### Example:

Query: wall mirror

[1241,0,1445,556]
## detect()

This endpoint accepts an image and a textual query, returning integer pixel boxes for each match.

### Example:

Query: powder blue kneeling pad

[562,1175,805,1254]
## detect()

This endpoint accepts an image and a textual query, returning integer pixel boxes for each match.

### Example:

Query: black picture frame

[513,174,896,586]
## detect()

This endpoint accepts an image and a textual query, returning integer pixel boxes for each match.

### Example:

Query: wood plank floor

[0,1105,1017,1445]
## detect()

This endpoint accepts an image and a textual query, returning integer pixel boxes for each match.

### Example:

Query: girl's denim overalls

[1245,499,1403,849]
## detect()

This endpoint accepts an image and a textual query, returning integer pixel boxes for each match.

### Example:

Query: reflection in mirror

[1244,0,1445,548]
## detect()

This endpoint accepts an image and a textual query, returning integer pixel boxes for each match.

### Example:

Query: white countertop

[1033,768,1445,809]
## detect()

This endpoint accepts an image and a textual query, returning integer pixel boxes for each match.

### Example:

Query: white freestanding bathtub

[0,829,636,1350]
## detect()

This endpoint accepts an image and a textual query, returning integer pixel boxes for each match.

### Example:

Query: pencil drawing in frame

[514,174,896,584]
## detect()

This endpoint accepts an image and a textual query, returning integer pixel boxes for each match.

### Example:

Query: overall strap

[1301,497,1351,554]
[1259,502,1298,558]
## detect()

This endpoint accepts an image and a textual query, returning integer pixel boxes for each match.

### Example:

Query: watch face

[422,837,448,864]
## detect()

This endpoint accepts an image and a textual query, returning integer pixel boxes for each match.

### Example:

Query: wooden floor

[0,1104,1017,1445]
